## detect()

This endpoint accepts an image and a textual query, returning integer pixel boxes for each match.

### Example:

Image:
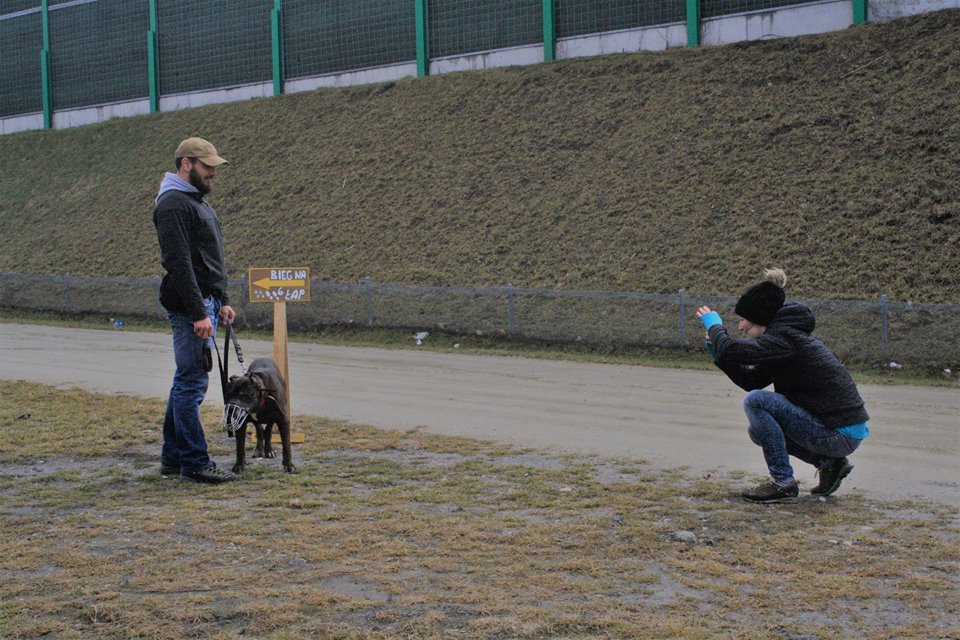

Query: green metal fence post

[542,0,556,62]
[148,0,159,113]
[415,0,429,77]
[272,0,284,95]
[686,0,701,47]
[853,0,868,24]
[40,0,52,128]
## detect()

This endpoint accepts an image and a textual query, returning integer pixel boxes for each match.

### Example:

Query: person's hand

[220,305,236,325]
[697,306,723,330]
[193,317,214,339]
[704,331,712,344]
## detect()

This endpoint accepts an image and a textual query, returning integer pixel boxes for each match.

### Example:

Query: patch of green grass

[0,382,957,639]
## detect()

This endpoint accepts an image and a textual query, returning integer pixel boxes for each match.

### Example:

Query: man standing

[153,137,237,483]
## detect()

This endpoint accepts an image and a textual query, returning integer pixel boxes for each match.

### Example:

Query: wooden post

[272,301,293,428]
[247,266,310,444]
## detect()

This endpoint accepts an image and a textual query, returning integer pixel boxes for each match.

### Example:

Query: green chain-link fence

[49,0,148,110]
[555,0,686,38]
[428,0,543,59]
[157,0,273,95]
[0,5,43,117]
[283,0,416,78]
[2,0,841,121]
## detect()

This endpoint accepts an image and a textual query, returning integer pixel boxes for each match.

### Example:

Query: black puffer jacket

[153,190,230,321]
[707,302,869,428]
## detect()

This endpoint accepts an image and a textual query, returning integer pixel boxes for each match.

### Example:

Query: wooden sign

[248,267,311,303]
[244,266,312,443]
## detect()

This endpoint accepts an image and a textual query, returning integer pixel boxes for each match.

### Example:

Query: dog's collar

[247,372,283,417]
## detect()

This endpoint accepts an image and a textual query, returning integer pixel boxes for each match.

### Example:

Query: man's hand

[193,317,215,339]
[220,305,236,325]
[695,305,713,318]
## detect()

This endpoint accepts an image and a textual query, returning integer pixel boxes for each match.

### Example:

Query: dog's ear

[229,375,241,382]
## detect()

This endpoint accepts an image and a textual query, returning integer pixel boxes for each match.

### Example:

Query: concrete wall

[286,62,419,92]
[2,0,955,136]
[871,0,958,18]
[558,23,688,57]
[0,112,42,136]
[702,1,854,45]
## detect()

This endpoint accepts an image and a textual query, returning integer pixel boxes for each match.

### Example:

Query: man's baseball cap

[175,137,229,166]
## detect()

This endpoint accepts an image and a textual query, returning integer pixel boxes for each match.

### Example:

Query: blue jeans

[743,390,861,484]
[161,297,219,472]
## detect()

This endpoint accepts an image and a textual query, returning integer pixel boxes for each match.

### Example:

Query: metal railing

[2,271,956,368]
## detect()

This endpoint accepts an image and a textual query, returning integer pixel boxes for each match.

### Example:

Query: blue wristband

[700,311,722,330]
[704,340,719,363]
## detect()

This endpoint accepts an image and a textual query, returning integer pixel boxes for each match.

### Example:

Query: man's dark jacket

[707,302,869,428]
[153,189,229,321]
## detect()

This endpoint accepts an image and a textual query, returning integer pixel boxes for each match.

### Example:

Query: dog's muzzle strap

[221,403,249,436]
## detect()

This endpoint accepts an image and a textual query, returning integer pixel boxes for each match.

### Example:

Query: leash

[215,325,290,433]
[214,322,247,402]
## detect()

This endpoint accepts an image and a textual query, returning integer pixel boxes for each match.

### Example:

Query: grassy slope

[0,11,958,302]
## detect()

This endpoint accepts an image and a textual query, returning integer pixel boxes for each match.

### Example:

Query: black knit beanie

[734,269,787,326]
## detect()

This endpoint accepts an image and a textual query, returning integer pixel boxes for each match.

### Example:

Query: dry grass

[1,380,958,639]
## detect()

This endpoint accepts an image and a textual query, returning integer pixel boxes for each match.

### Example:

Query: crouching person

[696,268,869,503]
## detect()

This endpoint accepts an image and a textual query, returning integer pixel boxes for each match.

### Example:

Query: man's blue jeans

[744,390,861,484]
[161,297,219,473]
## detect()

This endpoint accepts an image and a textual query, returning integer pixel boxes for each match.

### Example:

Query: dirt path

[1,323,957,506]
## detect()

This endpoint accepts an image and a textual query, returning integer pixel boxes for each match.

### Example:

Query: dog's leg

[278,417,297,473]
[232,421,249,475]
[262,423,276,459]
[253,422,266,458]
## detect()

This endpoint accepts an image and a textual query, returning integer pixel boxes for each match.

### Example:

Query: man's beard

[188,166,211,194]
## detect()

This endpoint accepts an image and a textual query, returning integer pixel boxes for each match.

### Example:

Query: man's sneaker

[741,479,799,503]
[160,463,180,477]
[812,458,853,496]
[181,465,237,484]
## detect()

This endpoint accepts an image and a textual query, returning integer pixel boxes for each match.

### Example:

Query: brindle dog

[222,358,297,475]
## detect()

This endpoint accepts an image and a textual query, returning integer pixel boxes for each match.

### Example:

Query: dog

[221,358,297,475]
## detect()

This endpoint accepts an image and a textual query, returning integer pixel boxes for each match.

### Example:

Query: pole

[273,301,292,426]
[507,283,515,337]
[271,0,284,96]
[148,0,159,113]
[880,294,889,363]
[853,0,868,25]
[678,288,686,348]
[415,0,429,77]
[64,272,73,313]
[686,0,700,47]
[41,0,52,128]
[542,0,556,62]
[365,276,373,326]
